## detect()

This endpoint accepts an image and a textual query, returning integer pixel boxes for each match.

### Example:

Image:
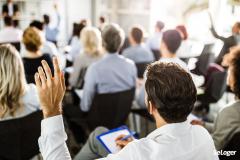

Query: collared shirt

[80,53,137,112]
[122,44,154,63]
[146,32,162,50]
[39,116,219,160]
[45,12,60,42]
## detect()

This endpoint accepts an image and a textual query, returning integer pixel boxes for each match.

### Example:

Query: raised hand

[35,57,66,118]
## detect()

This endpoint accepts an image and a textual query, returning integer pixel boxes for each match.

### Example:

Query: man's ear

[148,101,154,115]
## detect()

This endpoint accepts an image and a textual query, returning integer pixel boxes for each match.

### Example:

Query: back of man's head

[145,62,197,123]
[102,24,125,53]
[100,16,105,24]
[30,20,44,31]
[4,16,12,27]
[156,21,165,31]
[43,14,50,25]
[130,26,143,44]
[162,30,182,54]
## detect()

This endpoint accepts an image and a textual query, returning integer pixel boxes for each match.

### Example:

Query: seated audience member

[122,26,154,63]
[192,47,240,151]
[35,59,218,160]
[146,21,164,51]
[176,25,191,58]
[80,24,137,112]
[98,16,106,32]
[0,16,22,43]
[43,4,60,45]
[2,0,19,18]
[0,45,39,120]
[68,20,87,61]
[29,20,59,57]
[69,26,103,88]
[22,27,54,84]
[137,29,188,108]
[210,14,240,64]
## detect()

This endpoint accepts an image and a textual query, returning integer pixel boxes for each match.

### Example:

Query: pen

[120,132,136,141]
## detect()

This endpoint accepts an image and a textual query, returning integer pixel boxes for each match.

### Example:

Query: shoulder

[22,84,39,104]
[120,55,136,66]
[219,101,240,118]
[122,47,133,55]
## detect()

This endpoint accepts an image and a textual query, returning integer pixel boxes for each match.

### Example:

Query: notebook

[97,126,133,154]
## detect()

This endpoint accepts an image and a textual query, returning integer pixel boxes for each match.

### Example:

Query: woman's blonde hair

[0,45,26,118]
[22,27,43,52]
[80,27,102,56]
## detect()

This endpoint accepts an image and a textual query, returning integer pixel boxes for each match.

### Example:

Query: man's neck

[131,42,140,47]
[154,112,167,128]
[161,51,177,59]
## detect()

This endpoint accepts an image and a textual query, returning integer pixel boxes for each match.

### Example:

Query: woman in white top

[69,26,104,88]
[0,44,40,120]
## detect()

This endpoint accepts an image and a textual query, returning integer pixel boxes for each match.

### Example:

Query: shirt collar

[147,120,191,139]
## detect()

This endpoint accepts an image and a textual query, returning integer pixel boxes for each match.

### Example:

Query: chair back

[0,111,43,160]
[205,71,227,102]
[87,88,135,130]
[151,49,161,61]
[135,62,149,78]
[219,132,240,160]
[75,67,88,89]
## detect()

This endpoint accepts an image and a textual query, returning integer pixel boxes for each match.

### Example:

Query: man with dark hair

[146,21,165,51]
[43,4,60,45]
[80,23,137,112]
[159,29,188,70]
[0,15,22,43]
[137,29,188,108]
[29,20,59,57]
[122,26,154,63]
[36,59,218,160]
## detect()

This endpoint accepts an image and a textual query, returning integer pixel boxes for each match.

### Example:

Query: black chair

[0,110,43,160]
[135,62,149,78]
[151,49,161,61]
[191,44,215,76]
[219,132,240,160]
[67,88,136,141]
[87,88,135,130]
[196,71,227,114]
[75,67,88,89]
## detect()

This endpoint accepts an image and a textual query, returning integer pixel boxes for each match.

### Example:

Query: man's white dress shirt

[39,115,219,160]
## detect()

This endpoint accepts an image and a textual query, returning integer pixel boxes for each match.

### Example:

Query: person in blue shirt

[80,24,137,112]
[43,4,60,45]
[122,26,154,63]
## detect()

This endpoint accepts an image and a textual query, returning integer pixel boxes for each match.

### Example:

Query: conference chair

[151,49,161,61]
[219,132,240,160]
[67,88,135,142]
[0,110,43,160]
[135,62,149,78]
[74,67,88,89]
[195,71,227,115]
[191,44,215,76]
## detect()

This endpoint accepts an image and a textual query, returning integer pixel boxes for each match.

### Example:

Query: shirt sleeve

[80,65,97,112]
[98,141,138,160]
[38,115,71,160]
[211,106,240,150]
